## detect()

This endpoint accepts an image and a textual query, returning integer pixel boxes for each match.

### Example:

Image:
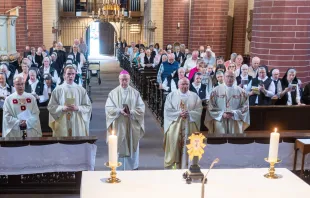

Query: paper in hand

[17,110,32,120]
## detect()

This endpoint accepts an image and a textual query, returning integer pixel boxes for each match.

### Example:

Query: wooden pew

[0,107,52,137]
[0,136,97,194]
[138,69,157,99]
[246,105,310,131]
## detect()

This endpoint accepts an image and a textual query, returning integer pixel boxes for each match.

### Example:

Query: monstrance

[183,132,206,184]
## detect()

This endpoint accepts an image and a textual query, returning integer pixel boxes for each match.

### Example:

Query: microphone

[201,158,220,198]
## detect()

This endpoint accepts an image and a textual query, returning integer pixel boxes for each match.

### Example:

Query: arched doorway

[99,22,115,55]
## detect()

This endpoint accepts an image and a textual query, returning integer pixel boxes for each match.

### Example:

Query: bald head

[178,78,190,93]
[224,70,235,87]
[14,76,25,95]
[252,57,260,70]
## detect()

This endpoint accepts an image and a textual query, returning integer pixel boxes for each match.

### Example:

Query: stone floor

[0,56,164,198]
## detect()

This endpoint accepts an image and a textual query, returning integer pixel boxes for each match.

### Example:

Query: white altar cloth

[0,143,97,175]
[81,169,310,198]
[200,142,310,170]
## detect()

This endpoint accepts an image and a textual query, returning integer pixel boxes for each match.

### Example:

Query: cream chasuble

[3,92,42,137]
[105,85,145,170]
[205,84,250,134]
[164,90,202,169]
[47,82,92,137]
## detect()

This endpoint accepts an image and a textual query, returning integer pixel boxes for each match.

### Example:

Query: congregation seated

[202,48,216,67]
[188,59,205,80]
[224,52,237,68]
[302,82,310,104]
[248,56,260,78]
[50,52,61,76]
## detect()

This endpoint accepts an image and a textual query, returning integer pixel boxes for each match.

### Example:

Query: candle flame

[274,128,277,133]
[112,130,114,135]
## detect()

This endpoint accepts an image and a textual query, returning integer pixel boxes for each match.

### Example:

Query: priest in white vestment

[105,70,145,170]
[205,71,250,134]
[2,76,42,137]
[47,65,92,137]
[164,78,202,169]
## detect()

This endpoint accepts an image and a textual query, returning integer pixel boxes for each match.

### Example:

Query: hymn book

[65,98,75,106]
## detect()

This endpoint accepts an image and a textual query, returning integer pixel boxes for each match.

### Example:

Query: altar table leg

[293,148,298,171]
[301,154,305,177]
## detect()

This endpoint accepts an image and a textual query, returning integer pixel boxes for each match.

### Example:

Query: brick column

[163,0,189,48]
[251,0,310,84]
[232,0,248,55]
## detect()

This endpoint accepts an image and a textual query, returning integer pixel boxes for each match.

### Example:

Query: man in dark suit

[49,41,57,55]
[174,46,184,64]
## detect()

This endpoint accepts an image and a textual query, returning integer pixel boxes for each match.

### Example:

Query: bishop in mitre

[205,70,250,134]
[164,77,202,169]
[3,76,42,137]
[105,70,145,170]
[47,65,92,137]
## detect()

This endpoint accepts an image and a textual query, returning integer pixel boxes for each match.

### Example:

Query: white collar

[63,81,77,87]
[192,82,201,89]
[44,66,50,70]
[258,76,268,81]
[178,89,190,97]
[28,79,38,85]
[241,75,248,80]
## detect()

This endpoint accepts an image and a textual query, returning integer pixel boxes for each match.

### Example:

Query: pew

[246,105,310,131]
[0,136,97,194]
[0,107,52,137]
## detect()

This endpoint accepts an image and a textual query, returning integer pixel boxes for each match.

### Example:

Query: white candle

[268,128,280,162]
[108,130,118,166]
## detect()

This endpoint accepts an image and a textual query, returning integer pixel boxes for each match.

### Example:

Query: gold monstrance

[183,132,206,184]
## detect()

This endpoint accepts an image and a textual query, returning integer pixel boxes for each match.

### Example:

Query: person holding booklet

[205,71,250,134]
[277,68,305,106]
[47,65,92,137]
[2,76,42,137]
[105,70,145,170]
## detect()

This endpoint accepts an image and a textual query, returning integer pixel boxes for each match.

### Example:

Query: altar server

[105,70,145,170]
[2,76,42,137]
[47,65,92,137]
[164,77,202,169]
[205,71,250,134]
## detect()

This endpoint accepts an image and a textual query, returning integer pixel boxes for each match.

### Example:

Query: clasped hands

[63,105,79,112]
[120,108,130,117]
[222,112,233,119]
[180,110,189,119]
[19,120,27,128]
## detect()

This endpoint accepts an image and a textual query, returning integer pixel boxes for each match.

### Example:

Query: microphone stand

[201,158,219,198]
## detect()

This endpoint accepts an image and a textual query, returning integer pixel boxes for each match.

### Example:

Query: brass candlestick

[264,158,282,179]
[104,162,122,183]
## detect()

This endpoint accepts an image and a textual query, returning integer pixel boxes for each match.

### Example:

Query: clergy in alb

[2,76,42,137]
[164,78,202,169]
[47,65,92,137]
[105,70,145,170]
[206,71,250,134]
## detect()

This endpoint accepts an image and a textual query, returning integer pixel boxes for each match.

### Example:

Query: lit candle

[268,128,280,162]
[108,130,118,166]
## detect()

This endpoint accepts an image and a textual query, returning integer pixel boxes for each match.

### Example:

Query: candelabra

[93,1,125,23]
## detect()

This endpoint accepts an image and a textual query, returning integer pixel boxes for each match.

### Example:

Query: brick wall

[251,0,310,84]
[163,0,189,48]
[232,0,248,55]
[0,0,43,54]
[189,0,229,56]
